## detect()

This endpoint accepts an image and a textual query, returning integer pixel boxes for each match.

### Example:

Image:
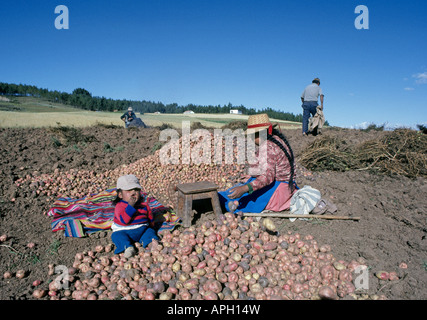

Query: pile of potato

[14,133,246,205]
[32,213,391,300]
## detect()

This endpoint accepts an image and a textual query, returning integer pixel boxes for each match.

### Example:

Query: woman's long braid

[267,128,296,192]
[274,129,294,163]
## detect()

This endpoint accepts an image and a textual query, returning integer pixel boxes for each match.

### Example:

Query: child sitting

[111,174,159,258]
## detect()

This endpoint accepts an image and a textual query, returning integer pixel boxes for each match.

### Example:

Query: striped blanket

[47,188,180,237]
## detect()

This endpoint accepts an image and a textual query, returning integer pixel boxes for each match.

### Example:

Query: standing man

[301,78,324,136]
[120,107,136,128]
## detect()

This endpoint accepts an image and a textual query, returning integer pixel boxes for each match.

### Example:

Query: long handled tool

[242,212,360,221]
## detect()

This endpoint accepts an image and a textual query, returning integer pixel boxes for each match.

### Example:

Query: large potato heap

[15,133,246,205]
[15,131,316,206]
[35,213,389,300]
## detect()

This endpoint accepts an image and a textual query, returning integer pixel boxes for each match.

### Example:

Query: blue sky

[1,0,426,128]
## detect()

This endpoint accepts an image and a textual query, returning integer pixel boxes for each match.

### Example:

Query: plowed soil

[0,125,426,300]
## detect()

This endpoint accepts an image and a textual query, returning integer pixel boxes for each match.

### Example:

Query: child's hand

[127,197,138,207]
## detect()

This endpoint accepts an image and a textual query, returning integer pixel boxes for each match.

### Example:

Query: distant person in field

[218,114,298,215]
[301,78,324,136]
[121,107,137,128]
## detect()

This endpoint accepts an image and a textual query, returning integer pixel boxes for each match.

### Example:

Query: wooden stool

[176,181,223,228]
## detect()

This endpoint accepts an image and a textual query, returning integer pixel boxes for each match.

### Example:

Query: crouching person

[111,174,159,258]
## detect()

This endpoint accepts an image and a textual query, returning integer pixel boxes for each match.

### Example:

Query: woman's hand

[228,184,249,199]
[240,175,251,183]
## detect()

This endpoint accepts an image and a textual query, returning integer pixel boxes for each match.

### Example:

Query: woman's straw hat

[246,113,273,134]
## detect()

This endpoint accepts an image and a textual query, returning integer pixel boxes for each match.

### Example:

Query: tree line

[0,82,305,123]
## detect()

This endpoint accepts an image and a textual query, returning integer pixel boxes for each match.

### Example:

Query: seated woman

[218,114,298,215]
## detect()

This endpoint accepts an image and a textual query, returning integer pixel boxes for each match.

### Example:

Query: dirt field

[0,124,426,300]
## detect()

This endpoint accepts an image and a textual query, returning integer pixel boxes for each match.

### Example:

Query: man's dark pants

[302,101,318,134]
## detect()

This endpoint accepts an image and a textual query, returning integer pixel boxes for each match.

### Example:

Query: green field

[0,96,302,129]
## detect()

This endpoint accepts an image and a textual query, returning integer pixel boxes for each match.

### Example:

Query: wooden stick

[0,244,20,253]
[242,212,360,221]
